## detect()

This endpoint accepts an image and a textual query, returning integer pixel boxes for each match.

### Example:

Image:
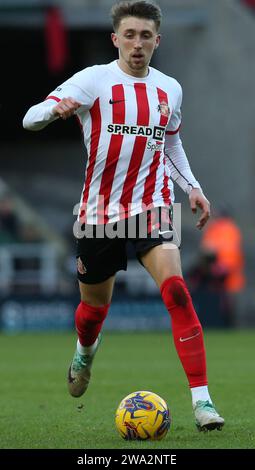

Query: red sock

[75,301,110,347]
[160,276,207,388]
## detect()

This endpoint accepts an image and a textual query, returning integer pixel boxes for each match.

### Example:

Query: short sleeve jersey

[46,60,182,224]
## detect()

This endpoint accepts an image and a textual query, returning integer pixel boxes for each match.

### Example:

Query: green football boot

[67,334,102,398]
[194,400,225,432]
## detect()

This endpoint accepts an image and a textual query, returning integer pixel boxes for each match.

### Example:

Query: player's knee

[160,276,191,308]
[80,291,112,306]
[169,279,189,307]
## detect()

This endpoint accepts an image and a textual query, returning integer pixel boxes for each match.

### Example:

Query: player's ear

[155,34,161,49]
[111,32,119,49]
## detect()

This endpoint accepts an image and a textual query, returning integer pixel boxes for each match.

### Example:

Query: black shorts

[76,206,173,284]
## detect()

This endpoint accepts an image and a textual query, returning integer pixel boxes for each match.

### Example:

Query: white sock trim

[190,386,212,407]
[77,337,98,356]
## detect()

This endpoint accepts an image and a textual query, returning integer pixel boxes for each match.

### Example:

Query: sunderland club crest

[158,101,170,117]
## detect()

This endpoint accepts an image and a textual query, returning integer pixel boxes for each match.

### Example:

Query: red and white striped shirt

[32,60,182,224]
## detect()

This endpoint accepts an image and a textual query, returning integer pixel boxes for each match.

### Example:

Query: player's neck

[117,59,149,78]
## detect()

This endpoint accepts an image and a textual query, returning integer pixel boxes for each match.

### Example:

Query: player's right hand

[53,97,82,120]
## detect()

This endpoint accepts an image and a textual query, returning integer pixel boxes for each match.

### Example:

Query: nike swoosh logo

[68,366,75,383]
[158,230,173,235]
[109,99,125,105]
[179,332,200,342]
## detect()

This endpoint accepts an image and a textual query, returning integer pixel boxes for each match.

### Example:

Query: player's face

[111,16,160,77]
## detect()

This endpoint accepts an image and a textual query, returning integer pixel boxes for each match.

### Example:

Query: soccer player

[23,1,224,432]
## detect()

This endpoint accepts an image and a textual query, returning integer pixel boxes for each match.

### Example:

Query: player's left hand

[189,188,210,230]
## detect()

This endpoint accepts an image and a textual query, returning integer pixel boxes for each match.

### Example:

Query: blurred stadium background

[1,0,255,451]
[1,0,254,333]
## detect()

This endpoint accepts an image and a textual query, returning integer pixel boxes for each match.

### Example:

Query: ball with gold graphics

[115,391,171,440]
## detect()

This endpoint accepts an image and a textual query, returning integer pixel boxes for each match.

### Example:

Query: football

[115,390,170,440]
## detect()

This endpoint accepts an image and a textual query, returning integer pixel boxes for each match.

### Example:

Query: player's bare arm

[53,97,82,120]
[189,188,210,230]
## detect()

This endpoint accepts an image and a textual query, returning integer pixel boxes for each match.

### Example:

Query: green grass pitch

[0,330,254,449]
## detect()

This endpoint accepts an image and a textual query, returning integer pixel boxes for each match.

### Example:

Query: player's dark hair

[111,1,162,32]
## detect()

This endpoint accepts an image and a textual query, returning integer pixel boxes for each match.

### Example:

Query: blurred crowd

[186,208,245,327]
